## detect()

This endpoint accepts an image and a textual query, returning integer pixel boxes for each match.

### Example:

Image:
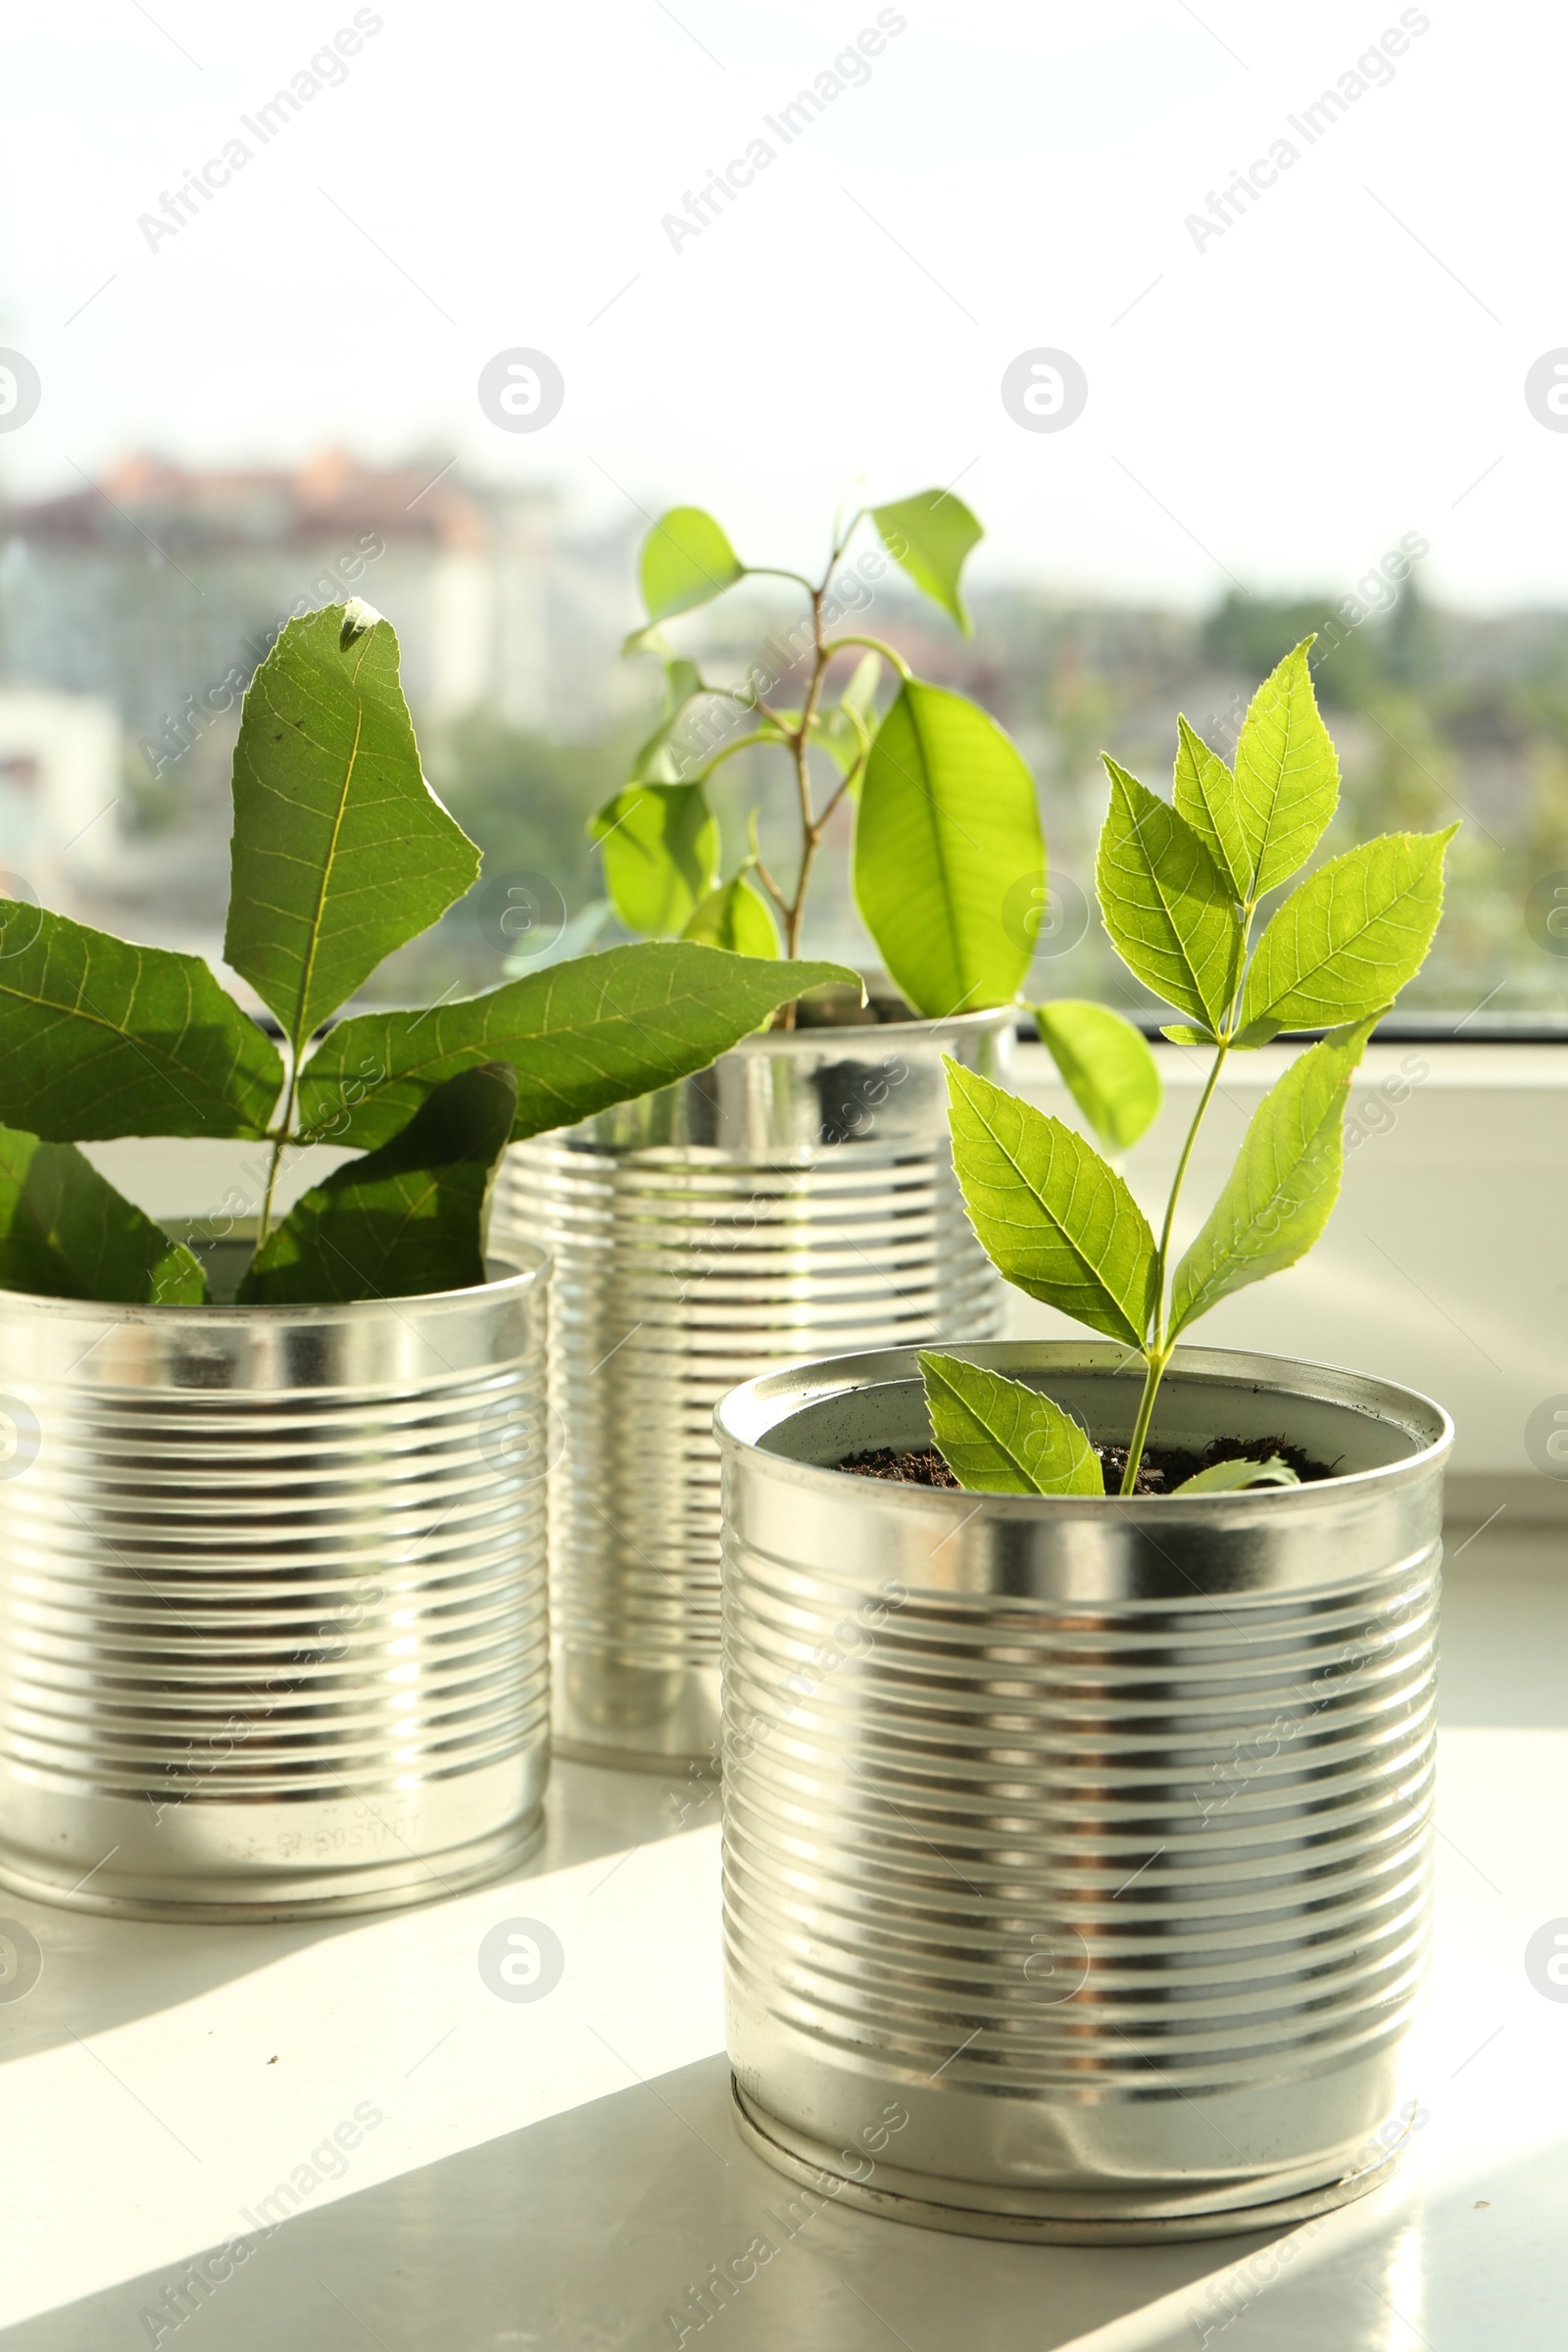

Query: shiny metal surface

[0,1240,551,1920]
[496,998,1012,1773]
[716,1341,1452,2239]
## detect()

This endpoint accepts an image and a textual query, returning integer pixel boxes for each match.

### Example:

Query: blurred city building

[0,454,1561,1017]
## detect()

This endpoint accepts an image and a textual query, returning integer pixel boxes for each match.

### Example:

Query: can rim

[719,1000,1016,1056]
[713,1338,1453,1506]
[0,1239,549,1325]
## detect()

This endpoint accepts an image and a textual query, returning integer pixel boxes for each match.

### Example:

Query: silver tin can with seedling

[496,988,1013,1774]
[0,1235,551,1922]
[717,1339,1450,2243]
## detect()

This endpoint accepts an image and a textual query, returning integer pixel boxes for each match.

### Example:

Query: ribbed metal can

[0,1238,551,1922]
[496,997,1012,1774]
[716,1340,1451,2242]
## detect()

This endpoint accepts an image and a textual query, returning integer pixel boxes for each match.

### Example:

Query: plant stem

[1119,1039,1231,1495]
[1119,1346,1171,1497]
[822,632,911,679]
[256,1047,301,1249]
[765,545,900,996]
[1152,1042,1230,1345]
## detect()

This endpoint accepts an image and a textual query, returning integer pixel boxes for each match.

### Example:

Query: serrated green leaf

[238,1063,517,1305]
[1240,827,1457,1035]
[0,906,282,1142]
[1034,1000,1163,1152]
[681,870,779,957]
[295,944,858,1150]
[854,681,1043,1017]
[640,508,745,621]
[1173,1454,1300,1494]
[1097,760,1243,1032]
[945,1059,1157,1348]
[1230,639,1341,898]
[919,1351,1104,1495]
[590,781,720,935]
[224,602,480,1049]
[1173,715,1250,900]
[871,490,983,634]
[0,1124,207,1303]
[1167,1015,1380,1338]
[1161,1023,1216,1047]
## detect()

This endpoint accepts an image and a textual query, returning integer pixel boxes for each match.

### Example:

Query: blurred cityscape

[1,450,1564,1025]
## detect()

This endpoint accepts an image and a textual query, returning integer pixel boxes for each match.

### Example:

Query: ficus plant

[0,601,847,1308]
[919,639,1456,1498]
[590,490,1163,1155]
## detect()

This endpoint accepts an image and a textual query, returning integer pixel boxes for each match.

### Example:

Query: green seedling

[592,492,1163,1152]
[0,602,850,1305]
[921,639,1455,1496]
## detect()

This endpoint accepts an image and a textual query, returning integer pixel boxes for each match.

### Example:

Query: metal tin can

[0,1240,551,1921]
[497,998,1012,1773]
[716,1340,1451,2242]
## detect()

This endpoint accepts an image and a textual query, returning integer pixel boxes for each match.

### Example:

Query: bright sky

[1,0,1561,611]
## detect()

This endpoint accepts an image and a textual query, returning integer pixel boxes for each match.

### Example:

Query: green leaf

[681,870,779,957]
[640,508,745,621]
[1097,760,1243,1033]
[919,1351,1103,1495]
[1172,715,1249,901]
[1229,639,1341,899]
[814,704,871,783]
[621,622,672,660]
[1160,1023,1215,1047]
[854,681,1043,1018]
[1239,827,1457,1036]
[1167,1015,1381,1338]
[1033,1001,1162,1152]
[840,650,881,723]
[871,490,983,635]
[223,602,480,1049]
[630,659,707,782]
[238,1063,517,1306]
[0,1124,207,1303]
[0,906,282,1142]
[1173,1454,1300,1494]
[295,943,858,1150]
[945,1059,1157,1348]
[817,654,882,796]
[590,782,720,936]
